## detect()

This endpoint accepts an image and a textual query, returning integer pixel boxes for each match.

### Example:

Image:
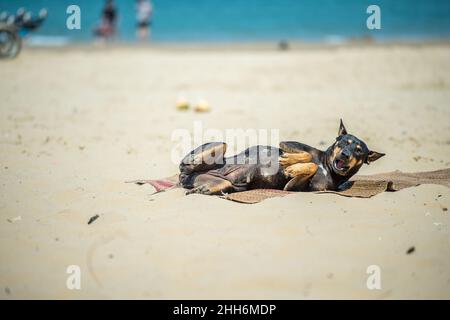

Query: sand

[0,43,449,299]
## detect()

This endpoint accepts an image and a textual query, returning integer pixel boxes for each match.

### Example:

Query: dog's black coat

[179,120,385,194]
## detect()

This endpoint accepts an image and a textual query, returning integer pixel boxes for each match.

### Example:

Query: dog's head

[327,120,385,177]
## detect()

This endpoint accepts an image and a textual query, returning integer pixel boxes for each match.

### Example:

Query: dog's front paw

[279,152,313,168]
[284,163,299,177]
[279,155,292,168]
[185,185,212,195]
[284,162,318,178]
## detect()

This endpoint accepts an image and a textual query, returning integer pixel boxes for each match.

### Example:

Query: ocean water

[1,0,449,44]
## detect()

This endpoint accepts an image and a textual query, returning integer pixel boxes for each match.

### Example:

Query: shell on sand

[194,100,211,112]
[175,97,190,110]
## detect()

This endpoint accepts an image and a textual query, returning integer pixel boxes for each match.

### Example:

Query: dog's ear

[338,119,348,136]
[365,150,385,164]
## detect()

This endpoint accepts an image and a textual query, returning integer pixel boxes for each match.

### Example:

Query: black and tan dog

[179,120,385,195]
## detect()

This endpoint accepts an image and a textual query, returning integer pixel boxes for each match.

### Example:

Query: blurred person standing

[135,0,153,41]
[93,0,118,40]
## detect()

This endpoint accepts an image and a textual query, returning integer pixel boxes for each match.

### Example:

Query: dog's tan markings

[187,174,233,195]
[279,152,312,168]
[283,163,318,191]
[284,162,318,178]
[329,146,341,163]
[206,179,233,194]
[347,157,358,170]
[332,146,342,157]
[193,143,227,165]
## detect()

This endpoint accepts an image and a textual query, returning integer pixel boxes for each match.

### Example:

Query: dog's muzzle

[332,152,351,175]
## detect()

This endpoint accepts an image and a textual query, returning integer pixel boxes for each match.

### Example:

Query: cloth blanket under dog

[126,168,450,204]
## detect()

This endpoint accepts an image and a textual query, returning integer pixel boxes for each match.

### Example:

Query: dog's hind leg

[283,163,318,191]
[179,142,227,188]
[180,142,227,173]
[185,173,234,195]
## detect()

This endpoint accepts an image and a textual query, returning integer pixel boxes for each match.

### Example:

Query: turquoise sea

[1,0,449,44]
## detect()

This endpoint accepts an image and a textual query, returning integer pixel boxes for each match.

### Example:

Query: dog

[179,120,385,195]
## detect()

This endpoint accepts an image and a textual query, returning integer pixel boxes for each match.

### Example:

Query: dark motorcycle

[0,8,47,59]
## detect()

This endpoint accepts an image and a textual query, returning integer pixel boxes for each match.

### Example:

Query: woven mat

[222,189,294,204]
[324,168,450,197]
[127,168,450,204]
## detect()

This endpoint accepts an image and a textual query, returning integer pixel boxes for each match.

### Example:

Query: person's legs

[138,26,148,40]
[137,21,150,41]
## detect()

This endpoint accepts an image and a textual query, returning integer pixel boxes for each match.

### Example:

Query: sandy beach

[0,43,449,299]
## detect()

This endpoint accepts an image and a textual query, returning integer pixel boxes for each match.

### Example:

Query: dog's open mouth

[333,159,349,173]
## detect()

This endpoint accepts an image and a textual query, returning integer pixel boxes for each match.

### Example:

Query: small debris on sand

[7,216,22,223]
[5,287,11,295]
[406,246,415,255]
[88,214,100,225]
[194,100,211,112]
[278,40,289,51]
[175,97,190,111]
